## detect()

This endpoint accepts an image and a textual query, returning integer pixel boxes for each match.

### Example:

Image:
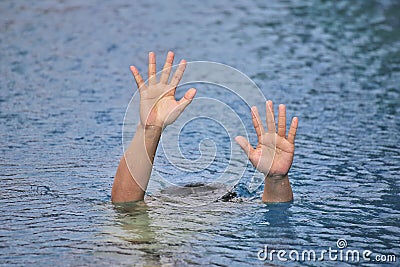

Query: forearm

[262,175,293,203]
[111,124,162,203]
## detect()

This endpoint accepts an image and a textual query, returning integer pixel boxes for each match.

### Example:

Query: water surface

[1,0,399,266]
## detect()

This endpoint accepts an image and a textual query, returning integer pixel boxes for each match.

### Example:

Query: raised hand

[112,51,196,203]
[130,51,196,129]
[235,101,298,202]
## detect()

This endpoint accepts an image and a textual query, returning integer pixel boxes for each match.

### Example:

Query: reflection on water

[112,203,155,245]
[108,198,297,266]
[1,0,399,266]
[107,203,162,266]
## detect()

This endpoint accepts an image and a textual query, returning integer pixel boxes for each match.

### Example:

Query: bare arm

[111,51,196,203]
[235,100,298,203]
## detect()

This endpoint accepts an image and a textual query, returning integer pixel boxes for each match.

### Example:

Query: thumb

[235,136,254,158]
[177,88,197,111]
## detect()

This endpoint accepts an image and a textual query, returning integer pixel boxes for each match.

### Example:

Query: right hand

[235,101,298,178]
[130,51,196,129]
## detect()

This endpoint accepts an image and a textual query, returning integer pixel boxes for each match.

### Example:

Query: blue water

[1,0,399,266]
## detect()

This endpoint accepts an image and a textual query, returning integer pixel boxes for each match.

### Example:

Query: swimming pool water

[1,0,399,266]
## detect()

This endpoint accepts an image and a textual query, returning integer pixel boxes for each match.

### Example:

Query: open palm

[235,101,298,178]
[130,51,196,129]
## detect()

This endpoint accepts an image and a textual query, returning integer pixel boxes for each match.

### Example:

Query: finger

[160,51,174,84]
[287,117,299,144]
[278,104,286,137]
[251,106,265,143]
[235,136,255,158]
[169,59,187,90]
[130,66,145,90]
[177,88,197,111]
[266,100,275,133]
[148,51,156,85]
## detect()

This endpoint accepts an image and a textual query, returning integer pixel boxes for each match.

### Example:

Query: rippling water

[1,0,399,266]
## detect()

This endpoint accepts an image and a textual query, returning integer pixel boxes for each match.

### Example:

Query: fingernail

[130,66,138,74]
[188,89,196,98]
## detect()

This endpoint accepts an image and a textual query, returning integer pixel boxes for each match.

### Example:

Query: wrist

[138,123,163,131]
[136,123,163,139]
[265,173,289,181]
[139,120,166,131]
[263,174,293,203]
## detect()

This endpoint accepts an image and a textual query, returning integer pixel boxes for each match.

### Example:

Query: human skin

[235,101,298,202]
[111,51,196,203]
[112,51,298,204]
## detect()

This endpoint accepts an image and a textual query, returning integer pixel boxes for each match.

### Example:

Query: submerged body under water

[1,0,399,266]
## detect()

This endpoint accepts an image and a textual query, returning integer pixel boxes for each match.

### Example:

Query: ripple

[1,0,399,265]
